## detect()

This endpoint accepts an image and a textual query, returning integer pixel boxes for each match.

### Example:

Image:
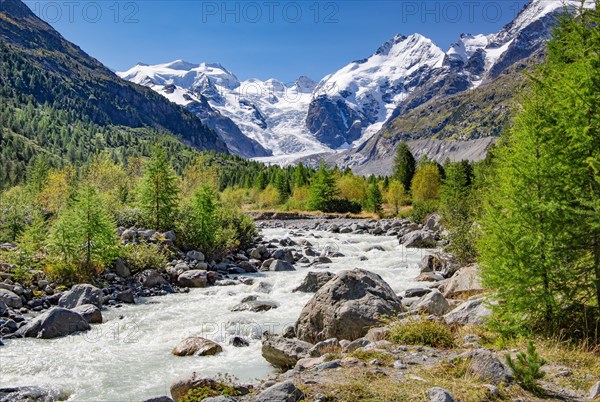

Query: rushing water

[0,228,428,401]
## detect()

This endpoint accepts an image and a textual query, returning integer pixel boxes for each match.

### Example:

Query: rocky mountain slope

[0,0,228,185]
[118,0,590,169]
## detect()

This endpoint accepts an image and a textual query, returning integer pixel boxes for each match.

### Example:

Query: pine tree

[307,162,337,211]
[179,184,218,253]
[366,182,383,214]
[48,185,118,276]
[478,7,600,338]
[393,142,416,192]
[139,146,179,231]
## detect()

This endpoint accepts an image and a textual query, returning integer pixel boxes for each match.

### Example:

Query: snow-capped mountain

[306,0,591,149]
[118,62,328,158]
[119,0,591,162]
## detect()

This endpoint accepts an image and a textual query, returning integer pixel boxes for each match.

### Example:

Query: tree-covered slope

[0,0,228,187]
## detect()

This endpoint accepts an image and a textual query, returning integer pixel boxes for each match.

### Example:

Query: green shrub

[505,341,546,392]
[114,206,145,228]
[410,200,438,223]
[323,198,362,214]
[122,243,168,274]
[387,318,454,348]
[179,383,241,402]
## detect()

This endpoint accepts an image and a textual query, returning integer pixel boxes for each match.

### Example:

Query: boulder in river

[0,289,22,309]
[295,269,404,343]
[172,336,222,357]
[71,304,103,324]
[401,230,438,248]
[177,270,207,288]
[261,332,312,370]
[58,284,103,309]
[269,260,295,272]
[292,271,334,293]
[16,307,90,339]
[231,300,278,312]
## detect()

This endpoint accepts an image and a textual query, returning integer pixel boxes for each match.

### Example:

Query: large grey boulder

[16,307,90,339]
[458,349,513,385]
[0,289,22,309]
[255,381,304,402]
[186,250,205,262]
[170,375,220,402]
[141,397,173,402]
[420,253,460,278]
[172,337,222,357]
[261,333,312,370]
[136,269,168,288]
[0,386,70,402]
[295,269,404,343]
[114,258,131,278]
[427,387,455,402]
[231,300,277,312]
[71,304,103,324]
[177,270,208,288]
[411,290,450,316]
[401,230,437,248]
[292,271,334,293]
[443,265,483,298]
[58,284,102,309]
[444,298,491,325]
[269,260,295,272]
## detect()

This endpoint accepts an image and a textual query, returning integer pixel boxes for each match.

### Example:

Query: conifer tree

[307,162,337,211]
[139,146,179,231]
[393,142,416,192]
[366,182,383,214]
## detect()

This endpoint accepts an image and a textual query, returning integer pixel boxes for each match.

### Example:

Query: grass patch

[387,318,455,348]
[349,349,395,366]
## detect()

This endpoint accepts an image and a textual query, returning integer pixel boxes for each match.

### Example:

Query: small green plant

[179,384,241,402]
[505,341,546,392]
[387,318,454,348]
[349,349,395,366]
[122,243,168,274]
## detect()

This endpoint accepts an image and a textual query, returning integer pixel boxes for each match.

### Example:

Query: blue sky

[25,0,529,82]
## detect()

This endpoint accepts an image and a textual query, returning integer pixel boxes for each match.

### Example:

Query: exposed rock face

[16,307,90,339]
[254,381,305,402]
[172,337,222,357]
[177,270,207,288]
[444,298,491,325]
[292,271,334,293]
[306,95,365,148]
[261,333,312,370]
[295,269,404,343]
[442,264,483,298]
[0,289,22,309]
[71,304,103,324]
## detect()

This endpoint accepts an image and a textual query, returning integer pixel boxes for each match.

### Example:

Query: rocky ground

[0,214,598,402]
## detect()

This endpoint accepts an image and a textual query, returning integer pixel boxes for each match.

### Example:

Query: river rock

[0,386,70,402]
[411,290,450,316]
[442,265,483,298]
[114,258,131,278]
[404,288,431,298]
[309,338,340,357]
[271,248,294,264]
[141,397,174,402]
[295,269,404,343]
[202,397,238,402]
[177,270,207,288]
[0,299,8,316]
[444,298,491,325]
[16,307,90,339]
[261,333,312,370]
[116,289,135,304]
[230,336,250,347]
[186,250,205,262]
[137,269,167,288]
[458,349,513,385]
[269,259,295,272]
[231,300,277,312]
[401,230,437,248]
[71,304,102,324]
[58,284,102,309]
[0,289,22,309]
[292,271,334,293]
[172,336,222,357]
[427,387,455,402]
[255,381,304,402]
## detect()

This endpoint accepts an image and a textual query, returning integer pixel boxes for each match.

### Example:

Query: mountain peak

[164,60,199,70]
[374,34,408,56]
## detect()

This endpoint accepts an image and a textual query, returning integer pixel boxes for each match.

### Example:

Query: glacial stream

[0,228,428,401]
